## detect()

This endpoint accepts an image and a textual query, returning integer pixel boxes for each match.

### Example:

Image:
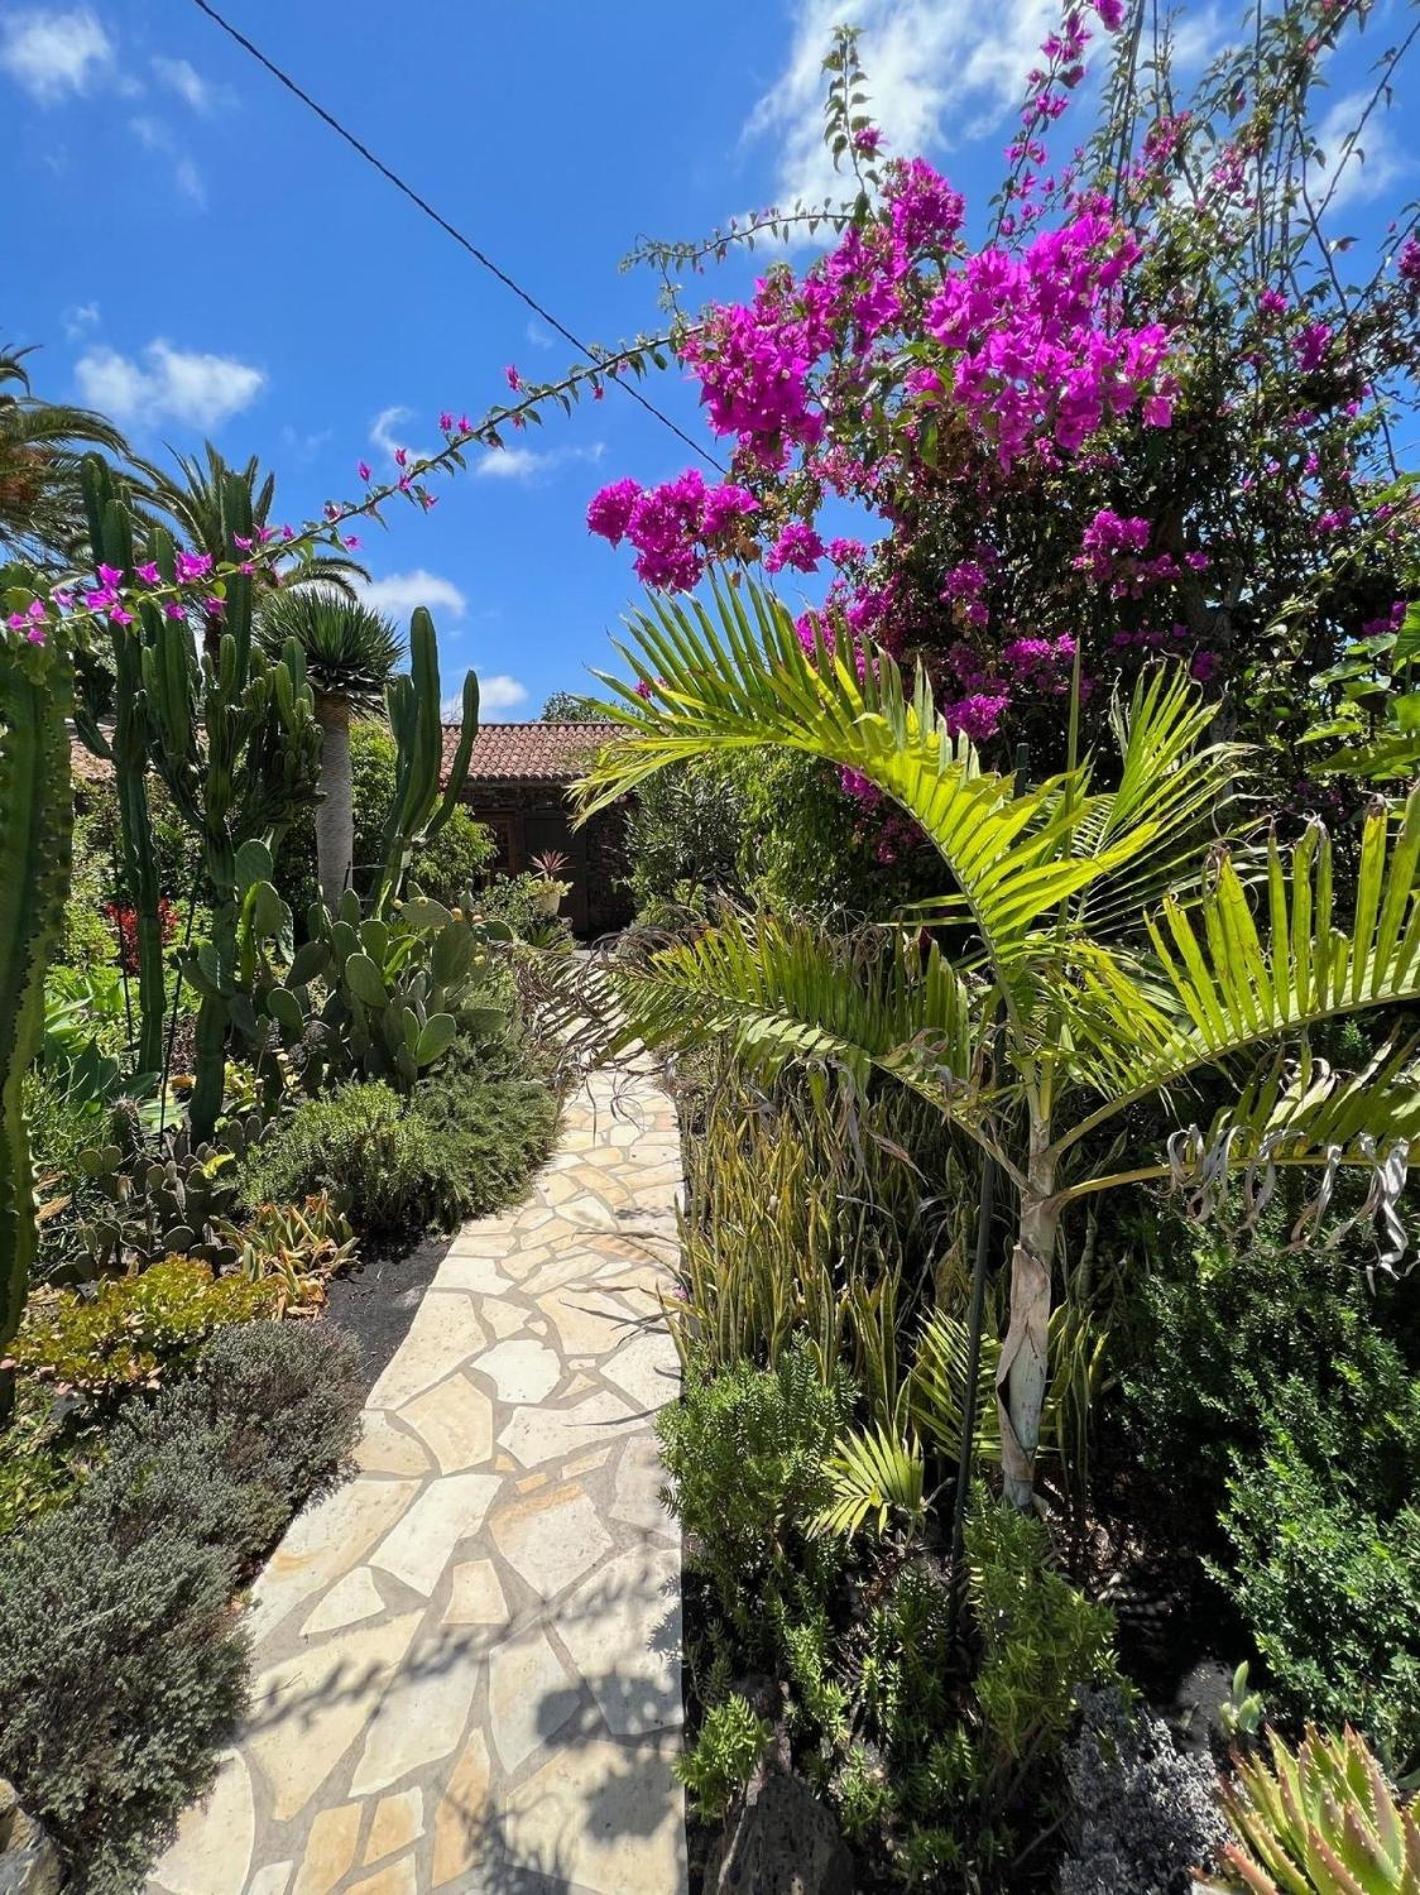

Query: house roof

[443,720,619,785]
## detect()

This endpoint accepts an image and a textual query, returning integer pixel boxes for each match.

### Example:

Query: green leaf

[414,1012,457,1066]
[344,952,388,1008]
[287,938,329,988]
[234,837,274,890]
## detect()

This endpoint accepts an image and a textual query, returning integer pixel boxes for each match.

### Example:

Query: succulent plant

[73,1102,267,1272]
[1202,1724,1420,1893]
[374,605,479,912]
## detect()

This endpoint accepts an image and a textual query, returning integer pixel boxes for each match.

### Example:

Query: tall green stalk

[0,608,73,1346]
[79,458,165,1077]
[376,607,479,912]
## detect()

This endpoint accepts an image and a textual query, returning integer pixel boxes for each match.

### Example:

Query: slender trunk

[996,1143,1058,1512]
[314,694,353,909]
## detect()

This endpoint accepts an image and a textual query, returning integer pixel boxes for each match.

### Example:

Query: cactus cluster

[74,1102,267,1272]
[375,605,480,911]
[248,889,511,1093]
[0,580,74,1349]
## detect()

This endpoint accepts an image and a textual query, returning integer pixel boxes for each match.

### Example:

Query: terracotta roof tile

[443,720,619,785]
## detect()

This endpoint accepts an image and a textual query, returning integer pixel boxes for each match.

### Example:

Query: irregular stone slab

[152,1749,254,1895]
[479,1297,525,1340]
[246,1865,293,1895]
[437,1253,512,1293]
[370,1472,501,1597]
[491,1482,614,1600]
[247,1611,422,1822]
[470,1338,562,1403]
[364,1787,423,1863]
[245,1479,417,1649]
[559,1544,683,1737]
[502,1736,687,1894]
[353,1413,429,1479]
[486,1627,579,1774]
[397,1374,493,1473]
[602,1326,680,1413]
[367,1292,486,1410]
[301,1566,385,1638]
[431,1729,491,1887]
[611,1430,679,1541]
[538,1283,630,1356]
[443,1558,508,1628]
[498,1389,635,1469]
[345,1860,417,1895]
[349,1630,481,1796]
[292,1801,361,1895]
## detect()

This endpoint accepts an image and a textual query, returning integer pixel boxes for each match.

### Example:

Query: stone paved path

[150,1066,686,1895]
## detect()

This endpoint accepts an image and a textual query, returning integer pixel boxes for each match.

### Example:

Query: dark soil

[323,1231,452,1398]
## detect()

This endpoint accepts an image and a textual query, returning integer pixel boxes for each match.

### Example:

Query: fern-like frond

[814,1425,925,1538]
[575,578,1163,1004]
[908,1304,1104,1465]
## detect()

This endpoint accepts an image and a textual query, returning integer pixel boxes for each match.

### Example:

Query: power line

[187,0,723,473]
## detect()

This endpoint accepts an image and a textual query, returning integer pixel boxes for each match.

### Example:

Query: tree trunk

[314,694,353,909]
[996,1151,1058,1512]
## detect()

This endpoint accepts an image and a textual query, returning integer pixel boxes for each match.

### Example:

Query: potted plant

[528,850,572,917]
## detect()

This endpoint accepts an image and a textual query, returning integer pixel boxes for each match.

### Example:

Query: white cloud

[369,404,433,467]
[749,0,1058,210]
[128,114,204,204]
[151,54,209,111]
[1308,89,1406,215]
[74,339,265,428]
[63,300,100,339]
[474,441,605,483]
[478,675,530,712]
[0,6,113,102]
[354,568,468,623]
[524,319,555,350]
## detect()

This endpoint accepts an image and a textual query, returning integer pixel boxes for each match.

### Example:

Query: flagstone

[367,1291,488,1410]
[364,1788,423,1863]
[292,1802,362,1895]
[443,1558,508,1628]
[345,1860,418,1895]
[469,1337,562,1403]
[611,1430,679,1540]
[301,1565,386,1638]
[247,1611,423,1821]
[559,1545,683,1737]
[349,1630,482,1795]
[480,1296,526,1340]
[436,1253,513,1293]
[370,1472,501,1596]
[398,1373,494,1473]
[245,1478,418,1649]
[353,1414,430,1479]
[246,1864,293,1895]
[431,1730,491,1886]
[498,1389,635,1469]
[602,1328,681,1413]
[486,1627,580,1774]
[151,1749,254,1895]
[501,1737,687,1895]
[490,1482,614,1600]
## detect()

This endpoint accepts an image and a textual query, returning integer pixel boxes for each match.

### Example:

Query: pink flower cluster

[924,209,1174,463]
[586,471,758,591]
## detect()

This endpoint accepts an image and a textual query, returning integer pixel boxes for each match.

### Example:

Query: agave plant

[1203,1725,1420,1892]
[577,578,1420,1509]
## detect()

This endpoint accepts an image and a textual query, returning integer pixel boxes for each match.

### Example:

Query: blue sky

[3,0,1415,715]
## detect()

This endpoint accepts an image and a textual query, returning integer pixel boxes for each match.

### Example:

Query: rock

[708,1773,853,1895]
[0,1778,65,1894]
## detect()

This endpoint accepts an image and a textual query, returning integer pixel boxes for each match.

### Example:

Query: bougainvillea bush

[589,0,1420,819]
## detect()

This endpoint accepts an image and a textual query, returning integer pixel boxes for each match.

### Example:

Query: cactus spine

[79,456,166,1077]
[0,606,74,1347]
[376,607,479,911]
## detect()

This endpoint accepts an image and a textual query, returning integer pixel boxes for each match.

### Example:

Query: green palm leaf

[813,1425,925,1538]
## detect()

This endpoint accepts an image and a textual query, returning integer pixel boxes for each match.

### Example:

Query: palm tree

[0,345,132,565]
[139,443,367,658]
[577,578,1420,1511]
[260,591,402,905]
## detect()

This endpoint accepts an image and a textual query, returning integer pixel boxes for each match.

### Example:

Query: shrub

[0,1320,362,1892]
[6,1256,276,1401]
[238,1068,557,1240]
[1213,1436,1420,1776]
[1058,1687,1228,1895]
[675,1693,774,1820]
[657,1345,852,1636]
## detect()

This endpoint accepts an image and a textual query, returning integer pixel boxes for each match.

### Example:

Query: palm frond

[813,1425,925,1538]
[908,1304,1104,1465]
[576,577,1164,1003]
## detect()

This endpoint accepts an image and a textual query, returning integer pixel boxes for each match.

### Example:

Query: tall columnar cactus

[133,471,321,1139]
[0,593,74,1348]
[78,456,166,1077]
[375,607,479,911]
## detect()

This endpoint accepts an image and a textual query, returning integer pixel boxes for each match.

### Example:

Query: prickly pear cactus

[0,591,74,1346]
[75,1103,266,1271]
